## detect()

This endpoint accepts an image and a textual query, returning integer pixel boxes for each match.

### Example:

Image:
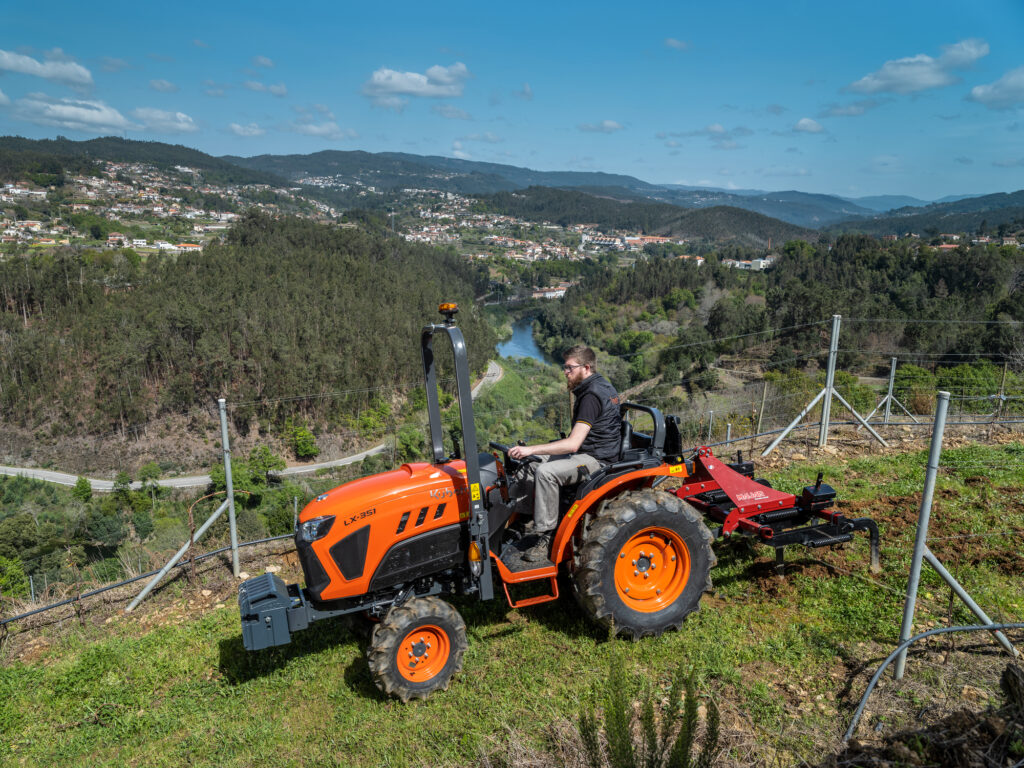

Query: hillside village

[1,161,336,253]
[1,163,728,281]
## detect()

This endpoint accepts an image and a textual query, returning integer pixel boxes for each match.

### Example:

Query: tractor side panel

[299,461,473,602]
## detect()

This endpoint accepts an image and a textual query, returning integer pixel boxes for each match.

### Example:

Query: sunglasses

[562,363,586,373]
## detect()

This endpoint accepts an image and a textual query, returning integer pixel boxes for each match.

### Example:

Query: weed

[579,644,720,768]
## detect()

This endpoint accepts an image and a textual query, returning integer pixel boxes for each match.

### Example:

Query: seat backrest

[619,419,634,461]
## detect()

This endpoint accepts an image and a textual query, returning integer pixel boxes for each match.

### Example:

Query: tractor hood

[295,455,498,602]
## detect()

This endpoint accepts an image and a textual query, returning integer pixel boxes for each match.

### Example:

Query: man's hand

[509,445,534,460]
[507,422,591,461]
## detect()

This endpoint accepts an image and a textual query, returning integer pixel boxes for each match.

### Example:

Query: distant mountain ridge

[0,135,285,187]
[476,186,818,247]
[831,189,1024,236]
[225,149,878,228]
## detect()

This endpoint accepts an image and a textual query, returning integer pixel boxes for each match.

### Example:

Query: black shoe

[523,531,553,563]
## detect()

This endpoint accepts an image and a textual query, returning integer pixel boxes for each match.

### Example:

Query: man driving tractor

[509,345,623,562]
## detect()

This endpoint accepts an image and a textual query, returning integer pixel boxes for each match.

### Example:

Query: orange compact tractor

[239,304,879,701]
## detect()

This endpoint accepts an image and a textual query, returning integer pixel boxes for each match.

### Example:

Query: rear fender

[550,464,688,563]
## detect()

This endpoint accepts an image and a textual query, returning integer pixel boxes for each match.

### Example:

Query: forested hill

[0,213,494,436]
[223,149,657,194]
[831,189,1024,236]
[534,235,1024,388]
[475,187,818,246]
[0,136,287,187]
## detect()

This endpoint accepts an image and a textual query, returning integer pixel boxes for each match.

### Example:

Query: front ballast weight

[677,447,881,574]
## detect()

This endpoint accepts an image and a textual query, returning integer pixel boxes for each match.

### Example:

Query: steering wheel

[489,441,541,474]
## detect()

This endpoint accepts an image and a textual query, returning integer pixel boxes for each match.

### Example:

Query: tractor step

[499,542,553,573]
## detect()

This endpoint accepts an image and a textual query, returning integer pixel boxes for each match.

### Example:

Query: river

[496,316,557,366]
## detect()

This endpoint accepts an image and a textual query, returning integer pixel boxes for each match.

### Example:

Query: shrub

[0,555,30,599]
[286,419,320,461]
[579,647,720,768]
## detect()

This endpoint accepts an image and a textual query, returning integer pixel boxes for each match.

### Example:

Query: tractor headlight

[299,515,334,543]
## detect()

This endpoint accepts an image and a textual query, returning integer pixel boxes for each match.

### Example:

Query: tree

[286,420,320,461]
[138,461,161,513]
[71,476,92,502]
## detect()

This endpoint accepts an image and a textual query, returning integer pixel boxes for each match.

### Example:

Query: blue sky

[2,0,1024,200]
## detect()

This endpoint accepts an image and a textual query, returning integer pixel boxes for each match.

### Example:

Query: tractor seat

[619,418,653,463]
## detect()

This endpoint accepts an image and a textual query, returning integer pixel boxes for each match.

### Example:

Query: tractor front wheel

[574,489,715,638]
[367,596,467,702]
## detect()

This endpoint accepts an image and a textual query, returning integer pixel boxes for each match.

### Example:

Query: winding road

[0,360,504,493]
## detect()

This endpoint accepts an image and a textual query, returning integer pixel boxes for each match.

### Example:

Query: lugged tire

[367,596,467,702]
[574,489,716,638]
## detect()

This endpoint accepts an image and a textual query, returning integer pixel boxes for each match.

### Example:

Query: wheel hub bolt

[644,573,649,579]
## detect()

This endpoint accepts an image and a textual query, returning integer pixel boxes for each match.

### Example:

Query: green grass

[2,440,1021,766]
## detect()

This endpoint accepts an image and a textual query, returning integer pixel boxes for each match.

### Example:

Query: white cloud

[131,108,198,133]
[432,104,471,120]
[0,48,93,87]
[518,82,533,100]
[452,140,470,159]
[193,39,209,48]
[793,117,824,133]
[0,88,8,106]
[229,122,265,137]
[993,157,1024,168]
[849,38,988,94]
[766,103,787,115]
[362,62,471,108]
[149,79,179,93]
[244,80,287,97]
[43,48,76,63]
[968,66,1024,110]
[252,55,274,68]
[673,123,749,149]
[578,119,623,133]
[290,120,356,140]
[665,38,690,51]
[14,93,136,131]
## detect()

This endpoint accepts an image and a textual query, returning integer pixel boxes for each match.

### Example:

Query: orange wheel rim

[397,625,451,682]
[614,527,691,613]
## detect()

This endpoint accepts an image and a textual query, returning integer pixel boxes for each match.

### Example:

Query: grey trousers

[512,453,604,532]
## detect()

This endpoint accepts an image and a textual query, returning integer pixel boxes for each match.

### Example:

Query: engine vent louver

[329,525,371,581]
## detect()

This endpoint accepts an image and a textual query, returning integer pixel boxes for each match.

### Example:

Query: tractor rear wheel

[574,489,715,638]
[367,596,467,702]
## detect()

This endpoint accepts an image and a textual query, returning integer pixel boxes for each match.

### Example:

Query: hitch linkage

[675,447,881,573]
